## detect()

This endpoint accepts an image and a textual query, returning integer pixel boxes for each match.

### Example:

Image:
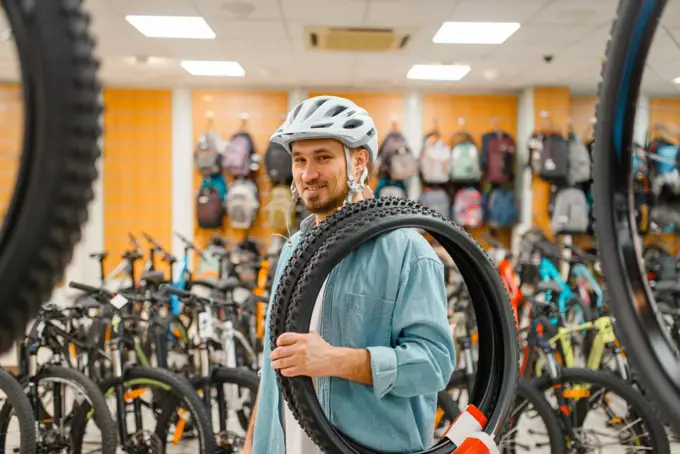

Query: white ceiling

[2,0,680,96]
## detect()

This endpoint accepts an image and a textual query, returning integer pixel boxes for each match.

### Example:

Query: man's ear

[352,147,369,178]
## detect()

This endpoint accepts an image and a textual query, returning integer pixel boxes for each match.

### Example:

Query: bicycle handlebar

[142,232,177,262]
[175,231,207,261]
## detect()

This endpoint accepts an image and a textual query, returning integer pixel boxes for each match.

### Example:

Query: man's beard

[302,186,348,214]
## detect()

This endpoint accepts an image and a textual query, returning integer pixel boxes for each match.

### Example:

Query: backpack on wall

[484,134,515,184]
[487,188,518,227]
[264,141,293,185]
[567,134,592,184]
[223,132,255,177]
[225,179,260,230]
[375,178,407,198]
[419,187,451,218]
[389,147,418,181]
[538,134,570,185]
[550,188,589,235]
[453,188,484,228]
[378,132,408,176]
[267,185,292,230]
[420,138,451,184]
[197,174,227,229]
[194,133,223,176]
[450,141,482,183]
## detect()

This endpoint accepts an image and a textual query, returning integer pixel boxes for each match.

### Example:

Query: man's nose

[301,164,320,181]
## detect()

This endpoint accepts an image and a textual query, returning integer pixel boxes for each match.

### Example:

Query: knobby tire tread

[270,197,519,454]
[592,0,680,433]
[0,0,102,354]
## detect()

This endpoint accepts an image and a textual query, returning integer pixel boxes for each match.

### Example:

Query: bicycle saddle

[218,276,249,291]
[653,280,680,295]
[140,270,165,285]
[534,280,563,295]
[89,252,107,260]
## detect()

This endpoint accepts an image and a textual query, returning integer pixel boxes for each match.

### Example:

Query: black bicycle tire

[210,366,259,431]
[0,367,36,454]
[101,366,216,453]
[591,0,680,434]
[270,197,519,454]
[0,0,101,355]
[530,368,670,453]
[34,366,118,454]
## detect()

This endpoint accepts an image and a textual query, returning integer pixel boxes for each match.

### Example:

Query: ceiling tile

[107,0,198,15]
[529,0,620,25]
[282,0,367,23]
[452,0,548,23]
[196,0,281,20]
[364,0,458,27]
[209,20,288,40]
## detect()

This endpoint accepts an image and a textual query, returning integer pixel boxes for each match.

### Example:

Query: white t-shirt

[284,279,327,454]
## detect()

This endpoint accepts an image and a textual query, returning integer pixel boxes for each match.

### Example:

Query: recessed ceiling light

[181,60,245,77]
[433,21,520,44]
[125,15,216,39]
[406,64,471,81]
[221,2,256,17]
[673,76,680,84]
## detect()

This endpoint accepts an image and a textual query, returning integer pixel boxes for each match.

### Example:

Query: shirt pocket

[339,293,394,349]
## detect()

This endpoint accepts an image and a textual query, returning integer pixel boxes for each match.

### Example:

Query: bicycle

[67,281,217,453]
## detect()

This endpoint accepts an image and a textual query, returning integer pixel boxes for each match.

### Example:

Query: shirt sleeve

[366,257,456,399]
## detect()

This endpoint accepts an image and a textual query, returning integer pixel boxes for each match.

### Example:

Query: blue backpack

[487,188,518,227]
[655,144,679,175]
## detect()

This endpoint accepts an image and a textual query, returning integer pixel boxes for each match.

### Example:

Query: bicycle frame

[570,263,604,311]
[538,257,574,319]
[498,257,523,328]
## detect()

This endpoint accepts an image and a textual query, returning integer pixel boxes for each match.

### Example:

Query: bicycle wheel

[71,366,217,453]
[592,0,680,434]
[0,365,117,453]
[531,368,670,453]
[0,367,35,454]
[0,0,101,355]
[270,197,519,453]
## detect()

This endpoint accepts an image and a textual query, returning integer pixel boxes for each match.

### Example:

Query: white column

[634,95,650,145]
[171,89,195,259]
[512,88,535,255]
[288,88,307,111]
[403,92,423,200]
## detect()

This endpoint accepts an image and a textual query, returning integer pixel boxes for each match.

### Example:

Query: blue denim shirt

[252,214,456,453]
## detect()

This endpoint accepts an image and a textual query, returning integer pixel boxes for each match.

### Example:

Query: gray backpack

[419,188,451,218]
[450,141,482,183]
[568,135,591,184]
[550,188,589,235]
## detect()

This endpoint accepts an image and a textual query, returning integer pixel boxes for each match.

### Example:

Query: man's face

[291,138,353,216]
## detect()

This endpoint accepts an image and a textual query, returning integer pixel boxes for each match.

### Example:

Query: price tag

[198,311,214,339]
[110,294,129,310]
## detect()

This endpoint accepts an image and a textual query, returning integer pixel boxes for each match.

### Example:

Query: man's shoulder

[371,228,442,264]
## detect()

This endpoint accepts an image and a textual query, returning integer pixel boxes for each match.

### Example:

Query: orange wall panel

[103,88,173,276]
[0,84,23,223]
[569,97,596,139]
[420,93,519,249]
[192,90,289,249]
[649,98,680,141]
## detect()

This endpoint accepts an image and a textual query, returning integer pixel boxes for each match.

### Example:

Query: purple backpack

[222,132,254,177]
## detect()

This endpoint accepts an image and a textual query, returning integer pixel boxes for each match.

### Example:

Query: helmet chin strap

[343,145,368,206]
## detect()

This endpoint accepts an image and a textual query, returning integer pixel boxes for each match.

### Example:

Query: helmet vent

[310,123,332,129]
[330,105,347,117]
[343,118,363,129]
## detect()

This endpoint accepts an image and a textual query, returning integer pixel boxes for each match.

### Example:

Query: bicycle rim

[592,0,680,433]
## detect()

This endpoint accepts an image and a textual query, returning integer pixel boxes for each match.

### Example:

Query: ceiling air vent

[304,26,412,52]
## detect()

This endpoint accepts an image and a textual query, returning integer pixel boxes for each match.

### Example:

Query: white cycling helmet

[270,96,379,199]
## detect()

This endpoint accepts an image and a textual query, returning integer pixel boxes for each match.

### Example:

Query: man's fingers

[270,346,294,361]
[276,332,304,346]
[280,367,301,377]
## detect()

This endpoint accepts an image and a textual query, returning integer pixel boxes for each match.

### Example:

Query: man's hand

[270,331,373,385]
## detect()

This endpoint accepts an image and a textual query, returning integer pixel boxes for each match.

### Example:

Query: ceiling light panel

[407,64,471,81]
[125,15,216,39]
[180,60,245,77]
[433,21,520,44]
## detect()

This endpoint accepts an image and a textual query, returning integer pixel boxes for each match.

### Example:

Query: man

[243,95,455,454]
